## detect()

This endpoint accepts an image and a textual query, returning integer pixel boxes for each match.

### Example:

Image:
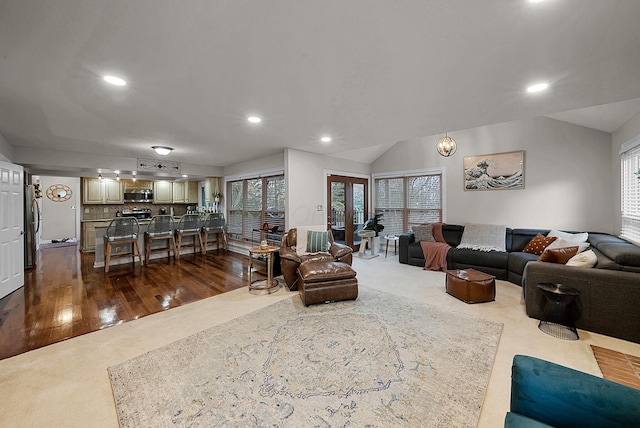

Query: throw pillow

[538,246,579,264]
[523,233,557,255]
[306,230,330,253]
[566,249,597,268]
[412,224,435,242]
[457,223,507,252]
[295,225,327,256]
[547,230,589,243]
[546,238,590,254]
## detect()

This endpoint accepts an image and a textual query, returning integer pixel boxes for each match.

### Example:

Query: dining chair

[144,215,176,265]
[103,217,142,272]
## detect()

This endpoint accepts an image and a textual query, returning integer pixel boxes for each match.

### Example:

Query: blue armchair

[506,354,640,427]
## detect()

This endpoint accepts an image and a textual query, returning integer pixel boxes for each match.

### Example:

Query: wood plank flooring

[0,245,258,361]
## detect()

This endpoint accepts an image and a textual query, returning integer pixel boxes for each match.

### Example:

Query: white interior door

[0,161,24,299]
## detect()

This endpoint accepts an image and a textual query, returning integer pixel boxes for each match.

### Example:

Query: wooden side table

[248,245,280,294]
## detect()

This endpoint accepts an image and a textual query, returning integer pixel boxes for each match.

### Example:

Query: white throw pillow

[547,230,588,243]
[295,225,327,256]
[546,238,590,253]
[566,249,597,268]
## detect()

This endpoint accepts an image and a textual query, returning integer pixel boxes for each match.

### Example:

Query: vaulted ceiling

[2,0,640,172]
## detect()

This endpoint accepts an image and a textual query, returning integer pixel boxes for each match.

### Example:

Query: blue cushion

[505,412,553,428]
[510,355,640,428]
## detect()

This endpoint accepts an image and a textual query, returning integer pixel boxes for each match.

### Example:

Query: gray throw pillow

[412,224,435,242]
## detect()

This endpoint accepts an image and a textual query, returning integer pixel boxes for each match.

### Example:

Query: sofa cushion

[509,252,539,275]
[412,224,435,242]
[523,234,557,255]
[596,242,640,267]
[295,225,326,256]
[457,223,507,252]
[546,238,590,253]
[548,229,588,243]
[538,246,579,264]
[566,249,597,268]
[511,229,551,252]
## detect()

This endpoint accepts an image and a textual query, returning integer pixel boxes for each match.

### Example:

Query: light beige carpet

[108,288,502,427]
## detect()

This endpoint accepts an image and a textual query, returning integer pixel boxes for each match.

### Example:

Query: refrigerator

[24,174,41,270]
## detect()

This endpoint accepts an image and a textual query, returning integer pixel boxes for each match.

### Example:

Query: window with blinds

[227,174,285,244]
[621,144,640,245]
[375,173,442,236]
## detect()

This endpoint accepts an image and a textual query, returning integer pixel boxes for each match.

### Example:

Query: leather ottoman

[446,268,496,304]
[298,260,358,306]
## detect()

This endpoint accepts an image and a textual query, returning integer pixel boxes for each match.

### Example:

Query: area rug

[591,345,640,390]
[40,239,77,249]
[108,288,503,427]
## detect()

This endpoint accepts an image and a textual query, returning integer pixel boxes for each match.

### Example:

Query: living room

[2,1,640,426]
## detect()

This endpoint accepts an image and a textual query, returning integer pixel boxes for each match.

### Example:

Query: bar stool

[103,217,142,272]
[144,215,176,265]
[201,213,228,253]
[175,213,204,258]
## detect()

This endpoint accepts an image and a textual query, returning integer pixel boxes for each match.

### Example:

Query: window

[621,144,640,245]
[227,174,285,244]
[375,172,443,236]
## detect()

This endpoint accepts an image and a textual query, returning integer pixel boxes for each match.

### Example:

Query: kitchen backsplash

[82,204,188,220]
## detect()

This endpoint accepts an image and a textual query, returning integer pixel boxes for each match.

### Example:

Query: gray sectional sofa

[399,225,640,343]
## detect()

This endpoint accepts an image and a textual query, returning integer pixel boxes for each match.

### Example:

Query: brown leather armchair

[279,228,353,291]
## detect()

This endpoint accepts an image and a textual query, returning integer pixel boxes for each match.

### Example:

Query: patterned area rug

[591,345,640,390]
[108,288,503,427]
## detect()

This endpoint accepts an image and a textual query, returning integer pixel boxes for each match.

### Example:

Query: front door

[327,175,368,250]
[0,161,25,299]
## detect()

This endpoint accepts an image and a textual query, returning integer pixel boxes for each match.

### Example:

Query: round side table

[384,235,399,258]
[248,245,281,294]
[537,283,581,340]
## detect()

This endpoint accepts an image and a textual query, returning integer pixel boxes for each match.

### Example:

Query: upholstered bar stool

[144,215,176,265]
[103,217,142,272]
[175,213,204,258]
[201,213,228,253]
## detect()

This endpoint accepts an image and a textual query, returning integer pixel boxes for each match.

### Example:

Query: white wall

[0,133,14,162]
[373,117,613,232]
[285,149,370,229]
[612,110,640,233]
[39,176,80,241]
[222,152,284,178]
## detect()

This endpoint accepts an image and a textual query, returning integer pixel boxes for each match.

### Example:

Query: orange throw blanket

[420,241,451,271]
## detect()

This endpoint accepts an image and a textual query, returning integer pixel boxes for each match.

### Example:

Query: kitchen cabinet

[82,178,124,204]
[122,179,152,190]
[153,181,173,204]
[187,181,198,203]
[81,220,111,252]
[172,182,187,203]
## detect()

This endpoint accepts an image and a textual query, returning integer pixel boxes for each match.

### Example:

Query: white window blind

[621,144,640,245]
[375,173,442,236]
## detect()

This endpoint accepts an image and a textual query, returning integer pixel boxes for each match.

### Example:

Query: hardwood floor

[0,245,258,360]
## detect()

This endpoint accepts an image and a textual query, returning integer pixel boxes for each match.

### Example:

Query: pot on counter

[159,207,167,215]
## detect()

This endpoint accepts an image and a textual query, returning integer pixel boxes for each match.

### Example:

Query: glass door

[327,175,368,250]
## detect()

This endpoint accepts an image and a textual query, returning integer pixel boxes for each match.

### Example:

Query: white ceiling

[1,0,640,171]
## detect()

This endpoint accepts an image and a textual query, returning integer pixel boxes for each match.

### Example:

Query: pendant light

[436,133,458,157]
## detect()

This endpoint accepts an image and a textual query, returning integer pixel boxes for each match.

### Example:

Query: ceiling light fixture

[527,82,549,93]
[320,136,332,143]
[436,133,458,157]
[98,173,103,180]
[247,116,262,124]
[103,75,127,86]
[152,146,174,156]
[116,174,120,181]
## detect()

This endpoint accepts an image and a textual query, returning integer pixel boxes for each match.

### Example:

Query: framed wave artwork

[463,150,524,191]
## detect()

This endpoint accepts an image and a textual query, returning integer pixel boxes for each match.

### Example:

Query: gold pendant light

[436,133,458,157]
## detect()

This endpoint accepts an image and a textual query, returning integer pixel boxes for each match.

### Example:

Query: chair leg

[105,242,112,273]
[133,240,142,266]
[144,238,151,265]
[170,236,176,259]
[202,232,208,255]
[176,234,181,259]
[197,233,205,254]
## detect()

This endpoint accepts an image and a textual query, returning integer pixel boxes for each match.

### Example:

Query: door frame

[326,172,370,250]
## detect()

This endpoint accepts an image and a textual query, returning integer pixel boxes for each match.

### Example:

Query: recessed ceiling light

[103,75,127,86]
[527,82,549,93]
[182,174,188,178]
[152,146,174,156]
[247,116,262,124]
[320,136,332,143]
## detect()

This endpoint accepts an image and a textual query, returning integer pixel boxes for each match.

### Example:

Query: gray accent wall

[372,117,613,233]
